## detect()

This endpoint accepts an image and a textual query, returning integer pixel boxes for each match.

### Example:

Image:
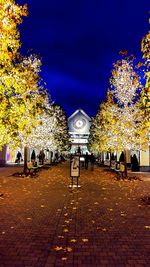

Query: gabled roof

[68,109,91,121]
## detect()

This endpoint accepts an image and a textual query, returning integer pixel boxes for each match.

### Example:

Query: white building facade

[68,109,91,154]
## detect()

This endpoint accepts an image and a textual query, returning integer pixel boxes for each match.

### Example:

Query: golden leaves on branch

[0,0,52,149]
[136,62,143,69]
[119,50,128,56]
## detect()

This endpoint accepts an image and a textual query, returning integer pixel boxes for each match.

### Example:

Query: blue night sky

[18,0,149,117]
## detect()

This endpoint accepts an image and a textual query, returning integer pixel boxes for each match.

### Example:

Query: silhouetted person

[16,151,22,163]
[31,150,36,163]
[90,153,95,171]
[55,152,58,162]
[38,150,45,165]
[77,146,81,155]
[41,150,45,165]
[85,152,89,169]
[131,154,139,172]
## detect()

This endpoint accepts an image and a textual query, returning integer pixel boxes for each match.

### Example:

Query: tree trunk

[110,151,112,167]
[124,149,128,177]
[24,146,28,175]
[0,145,7,167]
[102,152,104,165]
[99,152,101,165]
[49,151,51,165]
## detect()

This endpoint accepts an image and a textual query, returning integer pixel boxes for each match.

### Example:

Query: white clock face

[73,118,86,129]
[76,120,83,128]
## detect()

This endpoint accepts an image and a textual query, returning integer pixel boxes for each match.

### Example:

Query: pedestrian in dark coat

[31,150,36,161]
[90,153,95,171]
[16,151,22,163]
[41,150,45,165]
[38,150,45,165]
[84,152,89,169]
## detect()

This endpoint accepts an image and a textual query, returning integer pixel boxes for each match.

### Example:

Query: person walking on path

[84,152,89,170]
[90,153,95,171]
[16,151,22,163]
[41,150,45,165]
[38,150,45,165]
[31,150,36,165]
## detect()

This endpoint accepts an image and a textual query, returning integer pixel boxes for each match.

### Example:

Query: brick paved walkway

[0,162,150,267]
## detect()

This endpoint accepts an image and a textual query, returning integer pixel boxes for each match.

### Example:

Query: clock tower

[68,109,91,154]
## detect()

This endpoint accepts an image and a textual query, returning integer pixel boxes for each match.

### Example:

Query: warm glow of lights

[89,54,149,154]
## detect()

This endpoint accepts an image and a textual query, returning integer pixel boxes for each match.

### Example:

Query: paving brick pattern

[0,162,150,267]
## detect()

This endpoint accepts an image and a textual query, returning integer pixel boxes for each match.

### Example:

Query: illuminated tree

[98,91,119,153]
[139,31,150,135]
[110,55,143,175]
[89,91,118,162]
[0,0,48,173]
[17,101,59,153]
[17,101,70,158]
[49,104,70,152]
[0,0,28,148]
[0,0,28,65]
[110,55,140,106]
[141,31,150,76]
[88,114,102,153]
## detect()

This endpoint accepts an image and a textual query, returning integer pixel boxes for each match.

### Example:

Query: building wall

[140,147,150,171]
[68,109,91,154]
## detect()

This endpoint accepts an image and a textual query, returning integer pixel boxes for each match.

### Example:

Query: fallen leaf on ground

[121,213,126,217]
[54,246,63,251]
[61,257,67,261]
[63,228,69,232]
[144,226,150,229]
[82,238,88,242]
[70,239,77,243]
[65,247,72,252]
[64,220,70,224]
[58,235,64,239]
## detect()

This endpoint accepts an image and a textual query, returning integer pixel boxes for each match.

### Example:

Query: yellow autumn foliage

[0,0,47,150]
